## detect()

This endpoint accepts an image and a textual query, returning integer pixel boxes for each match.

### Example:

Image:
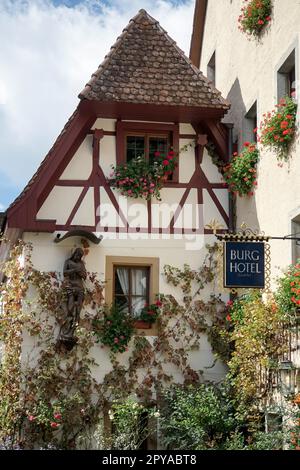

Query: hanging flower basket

[223,143,259,197]
[259,97,297,161]
[238,0,272,36]
[109,151,177,201]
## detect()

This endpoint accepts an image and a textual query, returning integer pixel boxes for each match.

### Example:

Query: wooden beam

[189,0,208,68]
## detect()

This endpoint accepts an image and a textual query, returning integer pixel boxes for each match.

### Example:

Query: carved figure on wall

[57,248,86,351]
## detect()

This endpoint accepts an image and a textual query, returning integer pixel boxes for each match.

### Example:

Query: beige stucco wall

[201,0,300,284]
[22,232,228,385]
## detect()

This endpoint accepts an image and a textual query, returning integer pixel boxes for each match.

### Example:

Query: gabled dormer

[7,9,230,234]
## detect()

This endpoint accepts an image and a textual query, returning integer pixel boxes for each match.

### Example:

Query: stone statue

[57,248,87,351]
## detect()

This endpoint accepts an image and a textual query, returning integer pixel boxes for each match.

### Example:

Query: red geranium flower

[280,121,289,129]
[162,160,169,166]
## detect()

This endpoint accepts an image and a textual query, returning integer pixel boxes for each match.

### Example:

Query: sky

[0,0,195,211]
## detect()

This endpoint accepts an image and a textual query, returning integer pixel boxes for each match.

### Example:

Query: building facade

[191,0,300,414]
[0,9,235,448]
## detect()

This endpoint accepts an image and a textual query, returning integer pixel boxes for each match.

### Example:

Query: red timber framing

[7,100,229,234]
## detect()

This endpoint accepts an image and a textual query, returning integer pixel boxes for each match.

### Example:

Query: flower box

[109,151,177,201]
[133,320,152,329]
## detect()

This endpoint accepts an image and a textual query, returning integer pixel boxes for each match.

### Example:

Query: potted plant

[109,151,177,201]
[259,96,297,161]
[223,142,259,197]
[238,0,272,37]
[134,299,162,329]
[92,304,134,353]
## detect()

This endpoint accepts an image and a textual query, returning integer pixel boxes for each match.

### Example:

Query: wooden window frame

[105,256,159,334]
[277,49,296,101]
[116,121,179,183]
[113,264,150,316]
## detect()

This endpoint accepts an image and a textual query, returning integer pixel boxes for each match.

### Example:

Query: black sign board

[224,241,265,288]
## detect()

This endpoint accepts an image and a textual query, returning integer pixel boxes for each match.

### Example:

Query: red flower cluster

[223,143,259,197]
[238,0,272,36]
[288,264,300,306]
[110,150,177,201]
[259,97,297,161]
[139,299,162,324]
[27,410,62,429]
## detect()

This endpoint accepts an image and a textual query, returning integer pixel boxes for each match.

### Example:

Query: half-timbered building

[3,9,231,419]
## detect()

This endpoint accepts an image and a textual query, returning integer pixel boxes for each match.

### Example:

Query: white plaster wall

[201,0,300,283]
[201,149,223,183]
[100,136,116,177]
[72,187,95,226]
[22,231,228,385]
[179,138,195,183]
[60,136,93,180]
[179,123,196,134]
[91,118,117,131]
[36,186,83,224]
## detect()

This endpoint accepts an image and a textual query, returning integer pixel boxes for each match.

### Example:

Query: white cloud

[0,0,194,205]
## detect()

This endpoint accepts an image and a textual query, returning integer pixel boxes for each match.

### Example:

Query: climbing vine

[0,239,229,449]
[0,239,299,449]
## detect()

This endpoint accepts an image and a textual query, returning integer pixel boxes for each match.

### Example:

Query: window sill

[133,320,152,329]
[134,320,158,336]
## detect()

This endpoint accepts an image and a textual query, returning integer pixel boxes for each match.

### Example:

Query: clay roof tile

[79,9,229,110]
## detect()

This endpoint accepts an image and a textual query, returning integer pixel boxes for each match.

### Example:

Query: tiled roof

[79,9,229,110]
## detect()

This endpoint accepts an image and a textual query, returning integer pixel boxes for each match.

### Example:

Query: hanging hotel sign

[224,241,265,288]
[215,223,271,292]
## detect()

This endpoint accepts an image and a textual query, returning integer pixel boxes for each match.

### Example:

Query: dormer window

[126,134,169,164]
[117,121,179,182]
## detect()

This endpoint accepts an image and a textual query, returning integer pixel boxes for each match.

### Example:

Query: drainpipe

[224,123,236,303]
[225,123,235,233]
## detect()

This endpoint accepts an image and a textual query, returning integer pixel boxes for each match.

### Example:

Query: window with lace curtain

[113,265,150,318]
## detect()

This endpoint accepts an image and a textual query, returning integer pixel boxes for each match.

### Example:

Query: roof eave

[189,0,208,68]
[81,99,229,122]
